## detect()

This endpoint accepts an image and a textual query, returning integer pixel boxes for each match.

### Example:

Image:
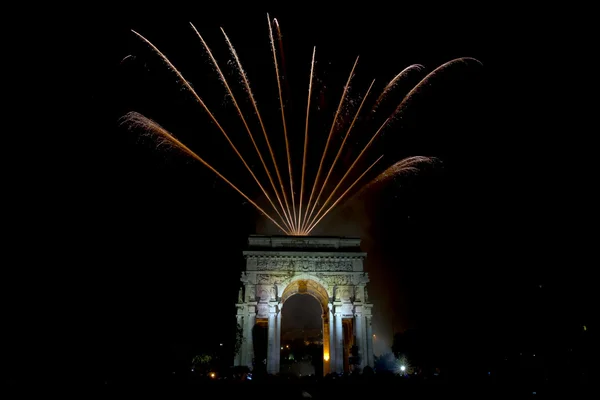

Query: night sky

[6,4,593,385]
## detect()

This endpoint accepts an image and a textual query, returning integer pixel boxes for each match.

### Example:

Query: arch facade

[234,235,374,375]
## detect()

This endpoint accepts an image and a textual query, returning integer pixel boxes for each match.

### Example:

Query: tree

[191,354,212,374]
[374,352,397,373]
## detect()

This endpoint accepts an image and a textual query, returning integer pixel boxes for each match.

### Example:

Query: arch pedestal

[234,235,374,375]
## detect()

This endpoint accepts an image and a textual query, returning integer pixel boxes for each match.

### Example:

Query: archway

[233,235,375,375]
[280,279,331,375]
[280,294,322,376]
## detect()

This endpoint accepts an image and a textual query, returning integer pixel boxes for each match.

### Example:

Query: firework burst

[122,16,481,236]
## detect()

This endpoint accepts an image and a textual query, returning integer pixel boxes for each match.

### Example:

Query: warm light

[373,334,376,338]
[128,20,474,237]
[286,345,290,349]
[323,353,330,361]
[209,372,216,378]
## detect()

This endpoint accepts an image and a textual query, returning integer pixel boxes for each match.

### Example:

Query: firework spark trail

[273,18,292,103]
[120,54,134,64]
[298,46,316,234]
[306,155,384,234]
[304,113,393,231]
[348,156,437,201]
[190,23,292,232]
[369,156,435,185]
[121,112,291,234]
[271,18,295,229]
[220,28,296,232]
[301,79,376,233]
[131,29,290,233]
[370,64,424,113]
[390,57,482,120]
[301,56,359,234]
[268,14,297,233]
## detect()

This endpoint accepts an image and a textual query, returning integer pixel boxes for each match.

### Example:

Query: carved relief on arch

[298,280,308,294]
[279,273,332,298]
[245,284,255,302]
[280,278,329,312]
[258,288,269,303]
[332,286,353,302]
[341,288,350,301]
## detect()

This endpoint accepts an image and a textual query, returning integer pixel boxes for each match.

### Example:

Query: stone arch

[235,235,374,375]
[280,274,330,311]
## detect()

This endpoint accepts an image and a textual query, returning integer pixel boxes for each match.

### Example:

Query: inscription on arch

[254,258,353,271]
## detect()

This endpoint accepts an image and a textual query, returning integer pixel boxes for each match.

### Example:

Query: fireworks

[122,16,481,236]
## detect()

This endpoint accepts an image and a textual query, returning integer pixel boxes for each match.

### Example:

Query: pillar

[328,304,336,374]
[365,315,374,367]
[354,312,365,369]
[266,304,277,374]
[234,314,244,366]
[245,306,255,369]
[361,313,368,368]
[275,305,282,372]
[335,309,343,373]
[322,312,330,375]
[240,310,249,366]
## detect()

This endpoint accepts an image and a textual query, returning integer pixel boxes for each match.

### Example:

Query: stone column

[328,304,335,373]
[275,305,282,372]
[365,315,374,367]
[322,312,329,375]
[354,312,365,369]
[266,304,277,374]
[234,314,244,366]
[240,309,249,366]
[361,314,368,368]
[335,310,343,373]
[245,306,256,369]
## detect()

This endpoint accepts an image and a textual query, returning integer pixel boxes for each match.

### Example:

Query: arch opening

[280,294,323,377]
[280,279,331,375]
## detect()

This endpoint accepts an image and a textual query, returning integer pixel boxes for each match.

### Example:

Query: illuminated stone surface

[234,235,374,375]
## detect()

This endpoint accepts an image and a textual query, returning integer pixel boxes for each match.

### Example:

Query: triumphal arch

[234,235,374,375]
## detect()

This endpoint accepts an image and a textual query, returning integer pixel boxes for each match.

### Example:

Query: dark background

[5,3,593,385]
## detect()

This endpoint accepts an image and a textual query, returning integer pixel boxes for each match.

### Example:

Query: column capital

[333,304,345,315]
